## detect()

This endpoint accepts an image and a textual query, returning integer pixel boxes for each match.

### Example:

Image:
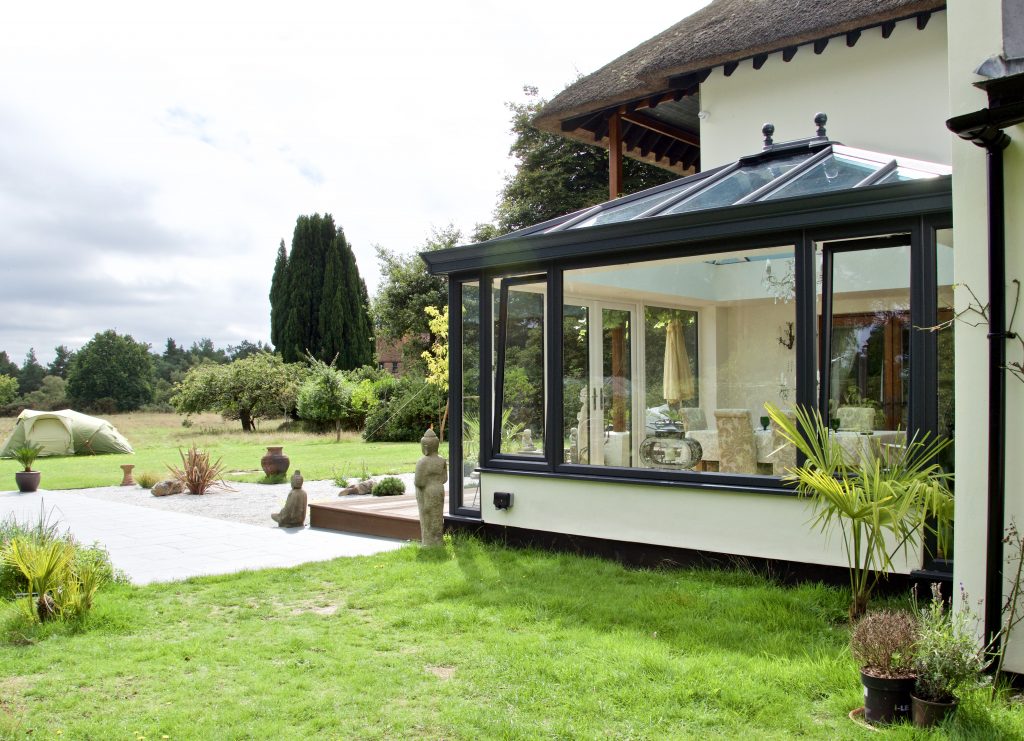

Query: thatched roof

[534,0,945,167]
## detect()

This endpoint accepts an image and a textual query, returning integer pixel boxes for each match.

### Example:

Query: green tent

[0,409,133,457]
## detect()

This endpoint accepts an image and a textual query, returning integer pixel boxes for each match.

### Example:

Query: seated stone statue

[271,470,308,528]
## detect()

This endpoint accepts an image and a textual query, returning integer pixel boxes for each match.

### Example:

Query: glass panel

[761,154,882,200]
[827,245,911,431]
[563,302,591,463]
[644,306,700,429]
[563,245,796,476]
[936,228,955,559]
[460,281,481,512]
[496,280,545,456]
[876,167,936,184]
[602,308,633,468]
[571,182,689,228]
[661,153,809,215]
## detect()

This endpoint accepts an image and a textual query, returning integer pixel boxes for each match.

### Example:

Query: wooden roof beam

[620,111,700,147]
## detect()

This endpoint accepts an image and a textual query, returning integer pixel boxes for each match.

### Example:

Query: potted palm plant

[911,584,988,727]
[764,403,953,618]
[12,443,43,493]
[851,609,918,724]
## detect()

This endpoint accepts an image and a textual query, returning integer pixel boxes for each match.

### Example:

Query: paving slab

[0,488,407,585]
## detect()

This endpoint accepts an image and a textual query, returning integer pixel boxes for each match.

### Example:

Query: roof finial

[814,112,828,138]
[762,122,775,149]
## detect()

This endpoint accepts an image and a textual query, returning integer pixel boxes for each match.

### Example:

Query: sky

[1,1,711,366]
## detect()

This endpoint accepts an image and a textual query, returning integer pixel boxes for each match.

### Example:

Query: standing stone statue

[271,470,308,528]
[414,428,447,547]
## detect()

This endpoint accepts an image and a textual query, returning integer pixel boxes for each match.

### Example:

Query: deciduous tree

[66,331,154,412]
[0,375,17,406]
[172,353,302,432]
[296,355,355,441]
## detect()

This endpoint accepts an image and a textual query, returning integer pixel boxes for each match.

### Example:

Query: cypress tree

[272,213,373,366]
[279,214,335,362]
[269,239,288,350]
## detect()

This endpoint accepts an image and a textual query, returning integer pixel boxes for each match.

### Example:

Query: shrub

[167,445,233,495]
[914,584,989,702]
[851,609,918,678]
[0,508,122,623]
[363,377,445,442]
[372,477,406,497]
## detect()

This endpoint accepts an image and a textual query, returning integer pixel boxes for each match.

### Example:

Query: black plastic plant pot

[15,470,40,493]
[861,671,914,725]
[911,694,957,727]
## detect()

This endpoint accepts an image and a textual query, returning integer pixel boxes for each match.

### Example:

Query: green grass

[0,413,441,489]
[1,537,1021,739]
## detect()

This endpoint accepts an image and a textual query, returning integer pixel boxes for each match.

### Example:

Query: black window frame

[438,178,953,513]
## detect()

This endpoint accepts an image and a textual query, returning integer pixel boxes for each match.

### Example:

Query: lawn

[1,538,1021,739]
[0,413,440,490]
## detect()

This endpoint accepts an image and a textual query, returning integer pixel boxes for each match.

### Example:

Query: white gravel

[61,473,418,529]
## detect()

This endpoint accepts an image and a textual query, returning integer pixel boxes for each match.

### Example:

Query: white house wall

[480,473,920,573]
[700,15,951,170]
[947,0,1024,672]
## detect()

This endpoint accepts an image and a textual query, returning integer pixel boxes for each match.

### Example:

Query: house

[423,0,1024,671]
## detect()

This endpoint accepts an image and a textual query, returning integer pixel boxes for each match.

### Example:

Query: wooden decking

[309,493,445,540]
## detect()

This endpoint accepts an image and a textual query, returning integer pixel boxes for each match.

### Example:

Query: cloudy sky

[1,1,710,365]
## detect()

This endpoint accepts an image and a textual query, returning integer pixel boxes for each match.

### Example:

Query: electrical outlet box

[493,491,513,510]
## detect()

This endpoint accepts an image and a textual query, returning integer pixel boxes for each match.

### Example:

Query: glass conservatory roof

[543,141,950,234]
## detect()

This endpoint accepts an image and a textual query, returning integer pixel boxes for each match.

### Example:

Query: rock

[338,479,374,497]
[152,479,184,497]
[271,470,307,527]
[414,428,447,548]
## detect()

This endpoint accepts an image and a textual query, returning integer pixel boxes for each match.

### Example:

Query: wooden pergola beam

[620,111,700,147]
[609,111,623,199]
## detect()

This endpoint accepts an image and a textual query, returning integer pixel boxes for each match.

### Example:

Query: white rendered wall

[699,15,950,169]
[480,472,920,572]
[948,0,1024,672]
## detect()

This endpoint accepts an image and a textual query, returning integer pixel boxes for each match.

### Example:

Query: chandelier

[762,258,796,303]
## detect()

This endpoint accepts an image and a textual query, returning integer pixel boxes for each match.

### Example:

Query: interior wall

[699,15,950,169]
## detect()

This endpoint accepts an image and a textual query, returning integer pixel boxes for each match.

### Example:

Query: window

[562,246,796,475]
[492,275,547,457]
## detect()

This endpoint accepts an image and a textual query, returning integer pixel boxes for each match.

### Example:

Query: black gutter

[946,105,1017,648]
[422,178,952,276]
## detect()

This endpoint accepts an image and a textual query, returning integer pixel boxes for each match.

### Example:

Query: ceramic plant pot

[15,470,40,493]
[261,446,290,476]
[861,671,914,725]
[911,694,957,727]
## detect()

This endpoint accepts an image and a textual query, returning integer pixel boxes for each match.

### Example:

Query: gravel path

[59,473,419,529]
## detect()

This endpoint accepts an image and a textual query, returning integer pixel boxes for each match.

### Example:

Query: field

[0,413,438,490]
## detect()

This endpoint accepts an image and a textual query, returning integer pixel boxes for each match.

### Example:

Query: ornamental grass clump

[913,583,989,704]
[851,609,918,678]
[167,445,234,495]
[134,471,160,489]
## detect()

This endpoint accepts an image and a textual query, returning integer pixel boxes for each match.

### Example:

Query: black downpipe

[985,146,1007,647]
[946,106,1015,648]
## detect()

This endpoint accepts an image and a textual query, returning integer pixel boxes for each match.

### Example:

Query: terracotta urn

[261,446,290,477]
[120,464,136,486]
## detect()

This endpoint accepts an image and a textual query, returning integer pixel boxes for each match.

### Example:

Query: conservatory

[424,126,953,565]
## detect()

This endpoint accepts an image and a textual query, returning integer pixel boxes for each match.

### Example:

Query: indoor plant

[12,443,43,493]
[765,403,953,618]
[911,583,988,727]
[851,608,918,724]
